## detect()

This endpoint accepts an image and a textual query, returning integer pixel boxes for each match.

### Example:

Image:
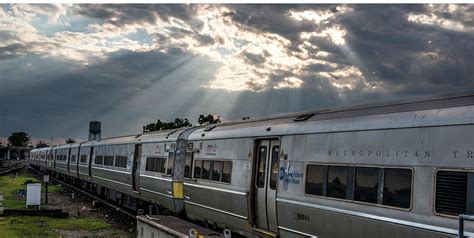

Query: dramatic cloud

[1,4,474,142]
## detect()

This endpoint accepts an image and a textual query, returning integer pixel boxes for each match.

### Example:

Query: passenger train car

[29,92,474,237]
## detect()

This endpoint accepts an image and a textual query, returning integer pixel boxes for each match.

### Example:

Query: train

[29,91,474,237]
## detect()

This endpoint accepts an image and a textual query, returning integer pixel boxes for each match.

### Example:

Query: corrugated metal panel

[435,171,467,216]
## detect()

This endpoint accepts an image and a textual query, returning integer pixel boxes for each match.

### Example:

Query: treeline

[143,114,221,132]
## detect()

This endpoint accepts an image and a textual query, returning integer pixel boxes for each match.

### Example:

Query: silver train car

[29,92,474,237]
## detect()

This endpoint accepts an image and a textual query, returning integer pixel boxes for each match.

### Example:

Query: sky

[1,4,474,144]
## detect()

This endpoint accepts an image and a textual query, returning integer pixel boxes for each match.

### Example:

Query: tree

[35,141,49,148]
[198,114,221,126]
[143,118,193,132]
[65,138,76,144]
[7,132,30,147]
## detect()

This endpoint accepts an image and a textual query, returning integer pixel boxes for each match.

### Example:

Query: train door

[253,139,280,232]
[88,147,94,178]
[132,144,142,192]
[67,148,71,172]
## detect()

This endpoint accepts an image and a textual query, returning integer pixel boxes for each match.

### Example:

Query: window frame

[304,163,414,211]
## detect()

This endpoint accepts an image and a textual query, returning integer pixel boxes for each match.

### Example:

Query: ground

[0,169,135,238]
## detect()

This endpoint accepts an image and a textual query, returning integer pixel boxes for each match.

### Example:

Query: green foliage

[65,138,76,144]
[143,114,221,132]
[144,118,192,132]
[35,141,49,148]
[7,132,30,147]
[198,114,221,126]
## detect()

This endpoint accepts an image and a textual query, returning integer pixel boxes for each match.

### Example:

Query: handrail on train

[459,214,474,237]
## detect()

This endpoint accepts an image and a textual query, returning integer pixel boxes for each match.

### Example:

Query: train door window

[80,155,87,163]
[383,168,412,209]
[222,161,232,183]
[327,166,348,199]
[305,165,324,196]
[104,156,114,166]
[184,152,193,179]
[435,170,467,216]
[212,161,223,182]
[256,146,268,188]
[194,160,203,179]
[354,167,379,204]
[166,152,174,175]
[95,156,103,165]
[202,160,211,180]
[115,156,128,168]
[269,145,280,190]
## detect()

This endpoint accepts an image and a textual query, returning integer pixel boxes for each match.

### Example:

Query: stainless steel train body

[29,93,474,237]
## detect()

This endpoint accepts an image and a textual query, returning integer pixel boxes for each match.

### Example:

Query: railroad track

[0,163,26,176]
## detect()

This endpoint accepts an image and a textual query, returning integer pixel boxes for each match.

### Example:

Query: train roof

[188,90,474,140]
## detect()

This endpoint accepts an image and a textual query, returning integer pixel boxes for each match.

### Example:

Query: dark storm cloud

[0,48,219,139]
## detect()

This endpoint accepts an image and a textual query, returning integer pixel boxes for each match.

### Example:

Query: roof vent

[204,125,217,131]
[294,113,314,122]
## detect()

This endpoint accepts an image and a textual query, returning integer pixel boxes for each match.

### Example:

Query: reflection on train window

[383,168,412,208]
[145,157,166,173]
[327,166,348,199]
[104,156,115,166]
[167,152,174,175]
[115,156,128,168]
[193,159,232,183]
[80,155,87,163]
[305,164,412,210]
[202,160,211,180]
[184,152,193,179]
[70,155,76,162]
[95,155,103,165]
[355,167,379,204]
[194,160,202,179]
[435,170,467,216]
[212,161,223,181]
[269,146,280,190]
[256,146,267,188]
[222,161,232,183]
[305,165,324,196]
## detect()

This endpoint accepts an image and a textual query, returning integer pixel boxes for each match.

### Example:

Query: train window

[104,156,114,166]
[80,155,87,163]
[202,160,211,180]
[212,161,222,182]
[305,165,324,196]
[115,156,128,168]
[95,156,103,165]
[435,171,467,216]
[222,161,232,183]
[269,145,280,190]
[327,166,348,199]
[256,146,268,188]
[354,167,379,204]
[383,168,412,209]
[184,152,193,179]
[194,160,202,179]
[71,155,76,162]
[145,157,166,173]
[166,153,174,175]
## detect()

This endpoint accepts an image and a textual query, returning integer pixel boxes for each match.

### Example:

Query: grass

[0,173,62,209]
[0,216,111,238]
[0,174,39,209]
